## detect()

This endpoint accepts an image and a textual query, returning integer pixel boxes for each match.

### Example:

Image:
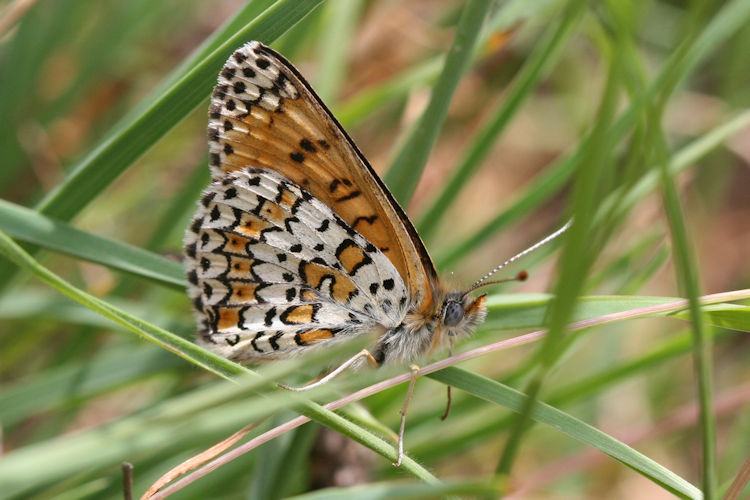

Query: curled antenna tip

[516,270,528,281]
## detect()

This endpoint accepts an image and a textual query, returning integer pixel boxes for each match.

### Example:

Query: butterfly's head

[441,291,487,337]
[439,268,529,337]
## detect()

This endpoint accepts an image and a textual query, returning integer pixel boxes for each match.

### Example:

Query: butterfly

[184,41,491,370]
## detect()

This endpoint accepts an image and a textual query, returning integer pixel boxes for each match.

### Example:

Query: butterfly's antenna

[467,220,572,292]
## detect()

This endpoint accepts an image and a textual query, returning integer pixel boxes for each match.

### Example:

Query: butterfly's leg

[278,349,378,392]
[394,364,420,467]
[440,386,452,421]
[440,339,455,421]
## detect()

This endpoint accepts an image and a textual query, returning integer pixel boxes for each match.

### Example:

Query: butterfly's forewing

[206,42,438,307]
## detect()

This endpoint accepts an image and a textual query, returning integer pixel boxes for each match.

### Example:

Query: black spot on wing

[251,332,264,352]
[210,152,220,166]
[335,190,361,202]
[300,138,317,152]
[352,215,378,230]
[269,331,283,350]
[187,269,198,285]
[264,307,276,327]
[201,191,216,208]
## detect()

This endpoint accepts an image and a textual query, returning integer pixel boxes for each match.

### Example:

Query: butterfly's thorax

[375,280,487,363]
[185,41,487,366]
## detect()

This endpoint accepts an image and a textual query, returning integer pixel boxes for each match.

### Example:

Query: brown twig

[723,454,750,500]
[140,422,261,500]
[122,462,133,500]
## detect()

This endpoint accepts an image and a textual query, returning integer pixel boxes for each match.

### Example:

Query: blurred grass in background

[1,0,750,498]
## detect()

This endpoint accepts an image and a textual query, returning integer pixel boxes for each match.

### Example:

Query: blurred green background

[1,0,749,498]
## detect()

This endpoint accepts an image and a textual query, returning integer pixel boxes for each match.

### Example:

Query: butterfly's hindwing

[185,167,408,360]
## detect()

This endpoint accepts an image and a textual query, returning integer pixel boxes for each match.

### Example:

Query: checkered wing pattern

[186,165,418,359]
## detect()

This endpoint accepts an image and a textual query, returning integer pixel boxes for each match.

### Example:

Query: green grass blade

[286,478,502,500]
[673,304,750,333]
[412,327,734,462]
[0,229,241,379]
[0,290,154,329]
[0,0,82,187]
[649,97,717,500]
[428,367,702,499]
[631,3,750,495]
[335,57,445,128]
[417,0,587,241]
[314,0,365,103]
[482,291,750,332]
[383,0,493,206]
[0,386,288,497]
[143,0,279,104]
[0,198,185,288]
[0,344,181,427]
[496,16,622,473]
[142,159,210,252]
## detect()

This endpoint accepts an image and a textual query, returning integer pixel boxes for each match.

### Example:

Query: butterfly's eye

[442,301,465,327]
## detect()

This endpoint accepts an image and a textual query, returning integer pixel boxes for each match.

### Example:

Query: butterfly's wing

[185,168,409,360]
[205,41,438,306]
